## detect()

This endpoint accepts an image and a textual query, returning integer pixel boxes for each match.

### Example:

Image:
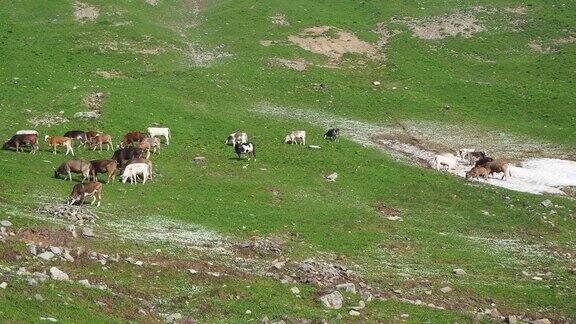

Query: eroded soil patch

[73,1,99,22]
[395,12,485,40]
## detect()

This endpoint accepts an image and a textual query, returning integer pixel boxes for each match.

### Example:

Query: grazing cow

[68,181,103,207]
[16,130,38,135]
[89,133,113,151]
[90,159,117,183]
[112,147,143,166]
[3,134,38,154]
[234,142,255,160]
[120,132,146,148]
[465,165,490,180]
[85,131,101,143]
[324,128,340,141]
[54,160,91,182]
[147,127,171,145]
[465,151,487,165]
[225,132,248,146]
[63,130,87,146]
[432,153,459,171]
[483,160,511,180]
[137,138,160,158]
[126,157,153,180]
[474,157,495,167]
[283,130,306,145]
[45,135,74,155]
[121,163,150,184]
[457,148,475,160]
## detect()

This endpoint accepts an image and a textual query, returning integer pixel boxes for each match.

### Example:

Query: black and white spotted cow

[234,142,255,160]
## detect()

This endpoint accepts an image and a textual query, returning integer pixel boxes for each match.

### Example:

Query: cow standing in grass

[226,132,248,146]
[45,135,74,155]
[283,130,306,145]
[234,142,255,161]
[89,133,113,151]
[147,127,171,145]
[90,159,117,183]
[54,160,92,182]
[120,132,146,148]
[64,130,87,147]
[3,134,38,154]
[68,181,103,207]
[112,147,143,166]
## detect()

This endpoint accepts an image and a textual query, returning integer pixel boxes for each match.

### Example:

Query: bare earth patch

[83,92,106,111]
[504,6,528,15]
[270,14,290,26]
[177,43,233,67]
[94,70,127,79]
[29,114,69,127]
[96,41,166,55]
[145,0,159,5]
[554,35,576,45]
[396,12,485,40]
[268,58,308,71]
[287,26,383,62]
[73,1,99,22]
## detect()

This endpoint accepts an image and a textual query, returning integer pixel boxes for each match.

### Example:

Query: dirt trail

[257,104,576,195]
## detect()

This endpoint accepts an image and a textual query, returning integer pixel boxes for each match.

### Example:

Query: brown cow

[68,181,103,207]
[120,132,146,148]
[54,160,91,182]
[45,135,74,155]
[90,159,117,183]
[3,134,38,154]
[484,160,511,180]
[465,165,490,180]
[89,133,113,151]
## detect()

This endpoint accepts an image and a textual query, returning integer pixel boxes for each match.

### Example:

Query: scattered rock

[39,317,58,322]
[245,310,252,315]
[508,315,518,324]
[489,308,501,318]
[50,247,62,255]
[541,199,553,208]
[372,81,381,86]
[308,145,321,149]
[532,276,543,281]
[294,259,355,287]
[38,203,98,223]
[290,287,300,295]
[29,114,69,127]
[37,251,55,261]
[27,244,38,255]
[440,286,452,293]
[325,172,338,182]
[193,156,207,163]
[94,70,126,79]
[319,291,343,309]
[239,237,282,255]
[165,313,182,323]
[453,268,466,276]
[82,227,95,237]
[78,279,91,288]
[49,267,69,281]
[0,220,12,227]
[73,111,100,120]
[62,250,74,262]
[27,278,38,286]
[271,260,286,269]
[188,268,198,274]
[349,310,360,316]
[336,282,356,294]
[533,319,551,324]
[34,293,44,301]
[351,300,366,310]
[270,14,290,26]
[0,282,7,289]
[396,11,485,40]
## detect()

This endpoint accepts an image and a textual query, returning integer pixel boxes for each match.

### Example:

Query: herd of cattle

[2,127,341,207]
[433,149,511,181]
[3,126,508,207]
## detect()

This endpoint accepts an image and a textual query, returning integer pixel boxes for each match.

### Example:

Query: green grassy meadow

[0,0,575,322]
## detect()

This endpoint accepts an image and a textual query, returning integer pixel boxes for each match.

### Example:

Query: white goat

[147,127,171,145]
[121,163,150,184]
[283,130,306,145]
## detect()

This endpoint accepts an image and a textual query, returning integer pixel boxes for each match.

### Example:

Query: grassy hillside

[0,0,574,322]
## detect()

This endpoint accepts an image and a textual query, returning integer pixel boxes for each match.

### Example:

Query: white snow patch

[257,104,575,195]
[106,217,230,252]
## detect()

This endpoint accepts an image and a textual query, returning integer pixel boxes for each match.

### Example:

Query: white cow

[147,127,171,145]
[283,130,306,145]
[121,163,150,184]
[226,132,248,146]
[432,153,459,171]
[16,130,38,135]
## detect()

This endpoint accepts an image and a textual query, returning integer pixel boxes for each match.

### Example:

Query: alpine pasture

[0,0,575,322]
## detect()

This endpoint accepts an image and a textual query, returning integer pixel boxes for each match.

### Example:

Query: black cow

[234,142,255,161]
[112,147,143,166]
[63,130,87,146]
[324,128,340,141]
[474,157,495,167]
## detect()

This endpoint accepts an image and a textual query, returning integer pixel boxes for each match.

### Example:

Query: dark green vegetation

[0,0,574,322]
